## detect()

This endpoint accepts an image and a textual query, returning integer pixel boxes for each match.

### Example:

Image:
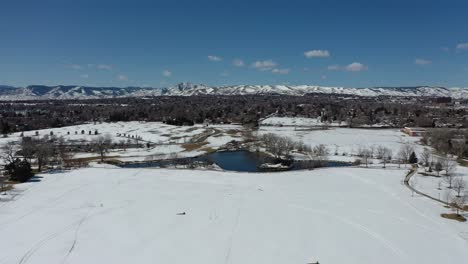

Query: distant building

[402,127,427,136]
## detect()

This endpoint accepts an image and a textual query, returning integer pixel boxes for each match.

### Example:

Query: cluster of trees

[355,145,393,168]
[1,134,117,184]
[352,143,422,168]
[1,142,34,182]
[1,93,466,135]
[418,146,458,176]
[260,133,310,158]
[260,133,330,165]
[422,129,467,158]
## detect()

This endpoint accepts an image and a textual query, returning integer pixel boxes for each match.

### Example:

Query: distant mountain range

[0,83,467,100]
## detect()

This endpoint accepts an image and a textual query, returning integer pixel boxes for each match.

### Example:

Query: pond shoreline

[114,150,352,173]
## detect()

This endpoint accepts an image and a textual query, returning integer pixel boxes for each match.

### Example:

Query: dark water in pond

[120,150,352,172]
[204,151,264,172]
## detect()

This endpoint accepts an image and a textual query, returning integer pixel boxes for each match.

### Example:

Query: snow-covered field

[0,122,243,162]
[260,116,346,127]
[258,126,424,157]
[0,122,241,145]
[1,167,467,264]
[0,120,427,165]
[411,165,468,203]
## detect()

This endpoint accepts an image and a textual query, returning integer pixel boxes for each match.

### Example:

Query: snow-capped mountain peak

[0,83,467,100]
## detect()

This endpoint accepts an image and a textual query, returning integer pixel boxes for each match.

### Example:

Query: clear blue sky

[0,0,467,88]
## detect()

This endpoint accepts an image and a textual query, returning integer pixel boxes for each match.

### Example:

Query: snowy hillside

[1,83,468,100]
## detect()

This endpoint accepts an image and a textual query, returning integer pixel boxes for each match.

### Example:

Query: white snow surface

[260,116,347,127]
[0,122,243,162]
[1,167,467,264]
[258,127,424,156]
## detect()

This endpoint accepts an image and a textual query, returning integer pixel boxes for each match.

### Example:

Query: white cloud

[327,65,341,71]
[70,64,83,70]
[415,58,432,65]
[80,74,89,79]
[208,55,222,62]
[271,68,290,74]
[441,47,450,52]
[304,49,330,58]
[97,64,113,70]
[117,75,128,81]
[221,71,229,77]
[456,43,468,51]
[162,70,172,77]
[251,60,277,71]
[345,62,368,72]
[321,75,327,80]
[233,59,245,67]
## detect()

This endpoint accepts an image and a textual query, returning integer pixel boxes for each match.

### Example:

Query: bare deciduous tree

[420,148,432,170]
[35,137,54,172]
[398,143,414,164]
[443,170,456,189]
[440,156,457,176]
[0,173,6,195]
[57,137,73,168]
[20,138,36,163]
[451,194,467,216]
[361,148,372,168]
[377,145,392,168]
[92,135,112,162]
[261,133,298,159]
[0,142,16,165]
[451,138,466,158]
[312,144,329,166]
[453,177,466,197]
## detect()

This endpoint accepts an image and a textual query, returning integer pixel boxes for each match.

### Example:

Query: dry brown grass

[199,147,216,153]
[0,185,14,192]
[184,127,200,133]
[71,156,120,163]
[225,129,240,135]
[457,159,468,167]
[182,141,209,151]
[441,213,467,222]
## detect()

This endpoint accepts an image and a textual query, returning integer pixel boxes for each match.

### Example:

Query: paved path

[404,166,466,211]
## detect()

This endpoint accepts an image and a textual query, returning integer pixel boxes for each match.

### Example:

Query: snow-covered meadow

[0,117,427,164]
[260,116,346,127]
[258,125,424,160]
[0,122,244,162]
[1,166,467,264]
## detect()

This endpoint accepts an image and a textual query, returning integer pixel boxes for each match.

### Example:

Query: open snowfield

[0,122,242,145]
[260,116,346,127]
[258,126,424,157]
[0,122,243,162]
[0,120,426,164]
[1,167,467,264]
[411,165,468,203]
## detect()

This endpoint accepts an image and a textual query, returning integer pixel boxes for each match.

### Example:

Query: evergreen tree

[5,158,34,182]
[408,151,418,164]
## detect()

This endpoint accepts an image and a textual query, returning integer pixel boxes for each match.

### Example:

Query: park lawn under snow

[1,167,467,264]
[0,122,244,162]
[258,126,424,157]
[260,116,347,127]
[1,121,242,145]
[411,165,468,205]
